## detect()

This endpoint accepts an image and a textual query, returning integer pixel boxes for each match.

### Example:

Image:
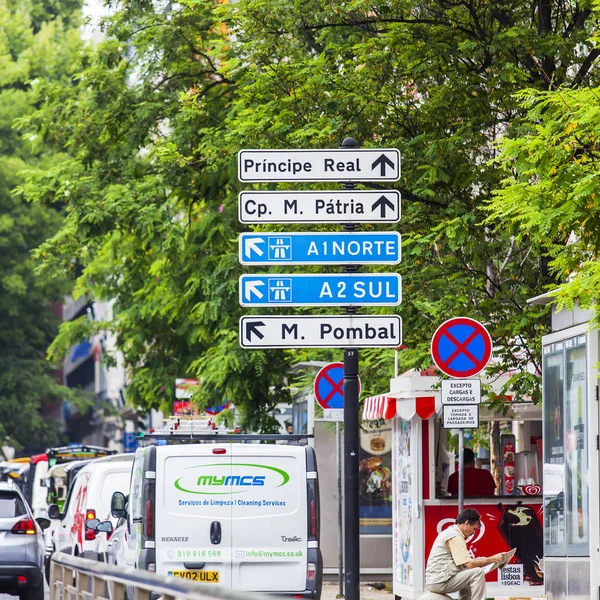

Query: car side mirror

[97,520,113,534]
[48,504,62,520]
[111,491,127,519]
[86,518,100,531]
[36,517,51,531]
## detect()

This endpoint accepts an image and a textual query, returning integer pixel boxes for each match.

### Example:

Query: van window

[130,453,145,521]
[0,492,26,518]
[98,470,132,517]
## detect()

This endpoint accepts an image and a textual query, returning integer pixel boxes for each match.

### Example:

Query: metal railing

[49,552,270,600]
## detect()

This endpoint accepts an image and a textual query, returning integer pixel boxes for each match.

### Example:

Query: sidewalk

[320,581,394,600]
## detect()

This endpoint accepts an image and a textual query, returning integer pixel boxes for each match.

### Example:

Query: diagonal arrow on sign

[371,154,395,177]
[244,237,265,258]
[245,320,265,341]
[244,280,265,301]
[371,194,395,218]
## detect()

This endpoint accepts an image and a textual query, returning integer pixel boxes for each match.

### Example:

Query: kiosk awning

[362,395,437,420]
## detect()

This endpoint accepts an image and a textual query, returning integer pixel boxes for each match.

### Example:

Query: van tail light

[85,509,97,540]
[18,576,28,585]
[143,499,154,539]
[307,562,317,581]
[307,482,318,540]
[12,518,37,535]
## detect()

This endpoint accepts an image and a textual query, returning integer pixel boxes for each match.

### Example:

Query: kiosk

[364,370,546,600]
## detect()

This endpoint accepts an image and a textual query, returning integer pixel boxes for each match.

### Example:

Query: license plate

[170,570,220,583]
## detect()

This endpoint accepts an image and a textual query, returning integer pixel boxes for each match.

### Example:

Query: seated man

[448,448,496,496]
[425,508,505,600]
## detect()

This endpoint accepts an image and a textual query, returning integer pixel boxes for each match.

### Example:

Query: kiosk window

[565,341,588,554]
[542,335,588,557]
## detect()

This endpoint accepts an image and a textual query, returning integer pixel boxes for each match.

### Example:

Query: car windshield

[0,492,26,518]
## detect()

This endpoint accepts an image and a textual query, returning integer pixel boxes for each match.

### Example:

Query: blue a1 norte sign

[239,273,401,307]
[239,232,401,265]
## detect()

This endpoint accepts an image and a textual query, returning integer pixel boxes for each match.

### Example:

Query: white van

[105,440,321,598]
[48,454,133,560]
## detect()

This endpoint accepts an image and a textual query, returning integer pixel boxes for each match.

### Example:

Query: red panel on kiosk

[424,503,544,586]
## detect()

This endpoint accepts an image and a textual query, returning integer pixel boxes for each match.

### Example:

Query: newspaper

[483,548,517,574]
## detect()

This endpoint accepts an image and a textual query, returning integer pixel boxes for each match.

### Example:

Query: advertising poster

[359,422,392,534]
[425,503,544,586]
[394,419,413,586]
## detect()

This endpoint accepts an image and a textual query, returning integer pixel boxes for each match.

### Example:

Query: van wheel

[19,583,44,600]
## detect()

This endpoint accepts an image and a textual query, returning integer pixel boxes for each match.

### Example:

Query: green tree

[0,0,81,454]
[213,0,600,404]
[19,0,290,431]
[23,0,600,436]
[489,85,600,317]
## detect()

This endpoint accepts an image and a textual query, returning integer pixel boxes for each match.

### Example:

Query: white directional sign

[442,405,479,429]
[239,232,401,265]
[239,273,402,307]
[238,149,401,182]
[239,315,402,349]
[238,190,401,224]
[441,379,481,405]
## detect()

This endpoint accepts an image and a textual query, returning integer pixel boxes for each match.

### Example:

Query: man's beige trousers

[426,567,486,600]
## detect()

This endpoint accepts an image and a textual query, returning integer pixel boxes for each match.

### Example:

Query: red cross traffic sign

[430,317,492,378]
[314,362,361,410]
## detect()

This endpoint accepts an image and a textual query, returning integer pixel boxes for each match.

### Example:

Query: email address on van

[244,550,304,558]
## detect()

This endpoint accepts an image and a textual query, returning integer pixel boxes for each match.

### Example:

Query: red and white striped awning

[362,395,437,421]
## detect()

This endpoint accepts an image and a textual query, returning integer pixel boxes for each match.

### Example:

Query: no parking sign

[431,317,492,378]
[314,362,361,421]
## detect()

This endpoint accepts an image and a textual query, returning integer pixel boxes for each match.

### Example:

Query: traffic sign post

[238,190,401,224]
[239,231,401,265]
[237,139,402,600]
[238,148,400,182]
[432,317,491,514]
[239,315,402,349]
[239,273,402,307]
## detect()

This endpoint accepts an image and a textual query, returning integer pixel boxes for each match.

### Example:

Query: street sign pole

[342,136,360,600]
[336,420,344,598]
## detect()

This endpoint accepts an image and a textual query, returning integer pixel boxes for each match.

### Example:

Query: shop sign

[442,404,479,428]
[441,379,481,404]
[424,503,544,586]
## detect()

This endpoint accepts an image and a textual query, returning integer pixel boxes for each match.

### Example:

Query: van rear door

[230,445,307,593]
[157,445,232,588]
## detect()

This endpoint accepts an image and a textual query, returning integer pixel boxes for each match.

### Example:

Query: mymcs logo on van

[174,463,290,495]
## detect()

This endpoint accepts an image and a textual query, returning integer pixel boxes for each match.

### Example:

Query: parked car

[100,440,322,599]
[0,480,50,600]
[48,453,133,561]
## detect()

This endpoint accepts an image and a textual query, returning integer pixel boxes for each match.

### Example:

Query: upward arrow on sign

[371,195,395,218]
[371,154,395,177]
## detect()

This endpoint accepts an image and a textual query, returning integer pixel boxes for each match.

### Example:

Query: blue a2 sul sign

[239,273,402,307]
[239,232,401,265]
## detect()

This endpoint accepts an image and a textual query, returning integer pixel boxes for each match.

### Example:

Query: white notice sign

[441,379,481,405]
[239,315,402,349]
[442,405,479,429]
[238,190,401,224]
[323,409,344,422]
[238,149,400,182]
